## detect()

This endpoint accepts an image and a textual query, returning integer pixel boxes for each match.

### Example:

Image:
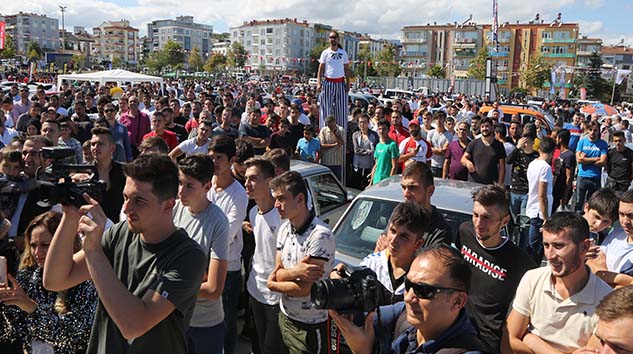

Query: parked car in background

[290,159,359,228]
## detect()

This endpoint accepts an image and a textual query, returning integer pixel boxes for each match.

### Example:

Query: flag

[616,69,632,85]
[550,69,556,94]
[0,22,5,50]
[492,0,498,48]
[580,87,587,100]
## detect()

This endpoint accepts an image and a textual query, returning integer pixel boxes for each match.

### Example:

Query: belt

[324,77,345,83]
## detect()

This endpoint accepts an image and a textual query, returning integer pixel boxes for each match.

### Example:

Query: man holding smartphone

[43,154,206,354]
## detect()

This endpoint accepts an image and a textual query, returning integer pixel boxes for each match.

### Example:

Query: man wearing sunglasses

[330,244,487,354]
[456,184,536,353]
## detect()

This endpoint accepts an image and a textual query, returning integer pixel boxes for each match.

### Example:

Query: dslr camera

[311,267,385,313]
[36,146,106,208]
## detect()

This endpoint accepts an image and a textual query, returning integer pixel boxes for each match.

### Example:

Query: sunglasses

[329,36,338,39]
[404,278,464,300]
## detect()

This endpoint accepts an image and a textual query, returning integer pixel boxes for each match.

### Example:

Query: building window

[267,27,273,34]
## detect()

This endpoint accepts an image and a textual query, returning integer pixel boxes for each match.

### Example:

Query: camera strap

[326,316,340,354]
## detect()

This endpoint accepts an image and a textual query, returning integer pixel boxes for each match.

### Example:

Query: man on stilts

[317,31,351,182]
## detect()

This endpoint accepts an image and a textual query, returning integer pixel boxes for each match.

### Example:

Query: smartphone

[0,256,7,287]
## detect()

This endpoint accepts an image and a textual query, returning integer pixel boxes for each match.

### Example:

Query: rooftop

[237,18,310,28]
[602,45,632,55]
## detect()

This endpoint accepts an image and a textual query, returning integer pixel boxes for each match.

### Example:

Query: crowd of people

[0,30,632,354]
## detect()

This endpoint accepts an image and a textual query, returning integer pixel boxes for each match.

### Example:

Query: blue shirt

[563,123,582,151]
[576,137,608,178]
[296,138,320,162]
[377,303,484,354]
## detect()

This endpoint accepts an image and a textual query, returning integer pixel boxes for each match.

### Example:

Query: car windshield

[334,198,475,262]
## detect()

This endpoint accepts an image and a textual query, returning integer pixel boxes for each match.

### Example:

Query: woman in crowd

[0,211,97,354]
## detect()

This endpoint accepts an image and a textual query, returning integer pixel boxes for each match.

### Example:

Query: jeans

[430,166,443,178]
[187,323,225,354]
[223,270,243,354]
[250,295,288,354]
[527,217,544,265]
[576,176,601,212]
[509,192,528,218]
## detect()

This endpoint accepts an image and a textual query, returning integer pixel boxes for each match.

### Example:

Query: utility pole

[59,5,67,50]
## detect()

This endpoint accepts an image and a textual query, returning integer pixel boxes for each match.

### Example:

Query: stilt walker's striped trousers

[318,79,348,132]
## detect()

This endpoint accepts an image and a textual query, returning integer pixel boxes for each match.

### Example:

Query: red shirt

[143,129,179,151]
[388,125,410,146]
[185,118,198,133]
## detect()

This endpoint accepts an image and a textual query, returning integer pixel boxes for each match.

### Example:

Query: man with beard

[456,184,535,353]
[575,121,608,212]
[461,117,506,185]
[119,96,151,156]
[504,212,612,354]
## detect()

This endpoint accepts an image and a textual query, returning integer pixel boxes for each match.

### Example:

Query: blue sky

[4,0,632,45]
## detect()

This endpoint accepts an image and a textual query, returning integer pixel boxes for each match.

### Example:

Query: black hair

[389,201,430,240]
[472,184,509,216]
[542,211,589,244]
[402,161,434,187]
[539,137,556,154]
[178,154,215,184]
[269,171,309,207]
[209,135,237,160]
[416,244,471,292]
[557,128,570,146]
[263,148,290,172]
[235,138,255,164]
[244,157,276,179]
[587,188,619,223]
[122,154,179,201]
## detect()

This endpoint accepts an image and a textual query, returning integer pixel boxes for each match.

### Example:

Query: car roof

[356,175,482,214]
[289,159,333,177]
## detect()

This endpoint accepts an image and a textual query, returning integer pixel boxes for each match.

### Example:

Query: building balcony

[498,79,507,84]
[576,50,597,56]
[542,53,576,58]
[401,51,427,57]
[454,49,477,57]
[402,37,428,44]
[489,51,509,57]
[542,38,576,44]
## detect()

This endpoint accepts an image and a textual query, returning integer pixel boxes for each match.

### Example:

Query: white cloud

[583,0,605,8]
[0,0,630,45]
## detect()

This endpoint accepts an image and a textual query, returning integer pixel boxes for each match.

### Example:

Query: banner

[616,69,632,85]
[580,87,587,100]
[0,21,5,50]
[550,69,556,94]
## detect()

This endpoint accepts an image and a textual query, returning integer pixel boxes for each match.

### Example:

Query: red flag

[0,22,5,50]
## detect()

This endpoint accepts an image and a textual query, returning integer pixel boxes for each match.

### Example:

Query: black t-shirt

[425,205,453,246]
[86,222,206,354]
[239,123,272,155]
[100,161,126,223]
[167,123,188,143]
[270,131,295,156]
[465,138,506,184]
[456,222,536,353]
[288,123,305,153]
[173,115,188,127]
[507,148,539,194]
[553,149,576,194]
[607,147,633,181]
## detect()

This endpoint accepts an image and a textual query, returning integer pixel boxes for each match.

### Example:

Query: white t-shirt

[399,137,431,163]
[247,205,283,305]
[319,48,349,79]
[360,250,404,296]
[177,137,210,156]
[207,179,248,271]
[600,227,633,275]
[427,129,451,168]
[525,159,553,219]
[277,216,335,323]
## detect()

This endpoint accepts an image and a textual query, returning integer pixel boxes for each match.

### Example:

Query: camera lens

[311,278,356,310]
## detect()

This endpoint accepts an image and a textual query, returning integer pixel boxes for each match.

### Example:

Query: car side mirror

[347,191,356,202]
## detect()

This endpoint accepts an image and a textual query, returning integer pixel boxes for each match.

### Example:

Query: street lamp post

[59,5,67,50]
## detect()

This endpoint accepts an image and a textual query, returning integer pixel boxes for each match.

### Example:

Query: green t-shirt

[86,221,206,354]
[373,140,400,184]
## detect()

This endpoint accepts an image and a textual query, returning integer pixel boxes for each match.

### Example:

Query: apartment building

[4,12,59,54]
[576,36,602,67]
[482,22,579,95]
[400,23,484,79]
[93,20,140,64]
[147,16,213,57]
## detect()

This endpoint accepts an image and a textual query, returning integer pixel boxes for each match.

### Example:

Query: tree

[467,47,488,80]
[188,47,203,72]
[163,40,185,68]
[227,42,247,69]
[427,64,446,78]
[111,56,123,68]
[71,53,87,69]
[204,52,227,73]
[0,35,17,59]
[353,48,377,80]
[26,40,42,62]
[373,46,401,77]
[212,33,230,41]
[309,42,328,76]
[519,54,552,93]
[574,53,611,102]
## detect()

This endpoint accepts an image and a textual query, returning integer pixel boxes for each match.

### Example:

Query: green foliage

[212,33,230,41]
[310,41,328,76]
[354,48,377,79]
[71,53,87,69]
[188,47,203,72]
[111,56,123,68]
[145,40,185,72]
[427,64,446,78]
[520,54,552,93]
[227,42,248,69]
[467,47,488,80]
[204,52,227,73]
[373,46,401,77]
[26,41,42,62]
[0,35,17,59]
[574,53,611,102]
